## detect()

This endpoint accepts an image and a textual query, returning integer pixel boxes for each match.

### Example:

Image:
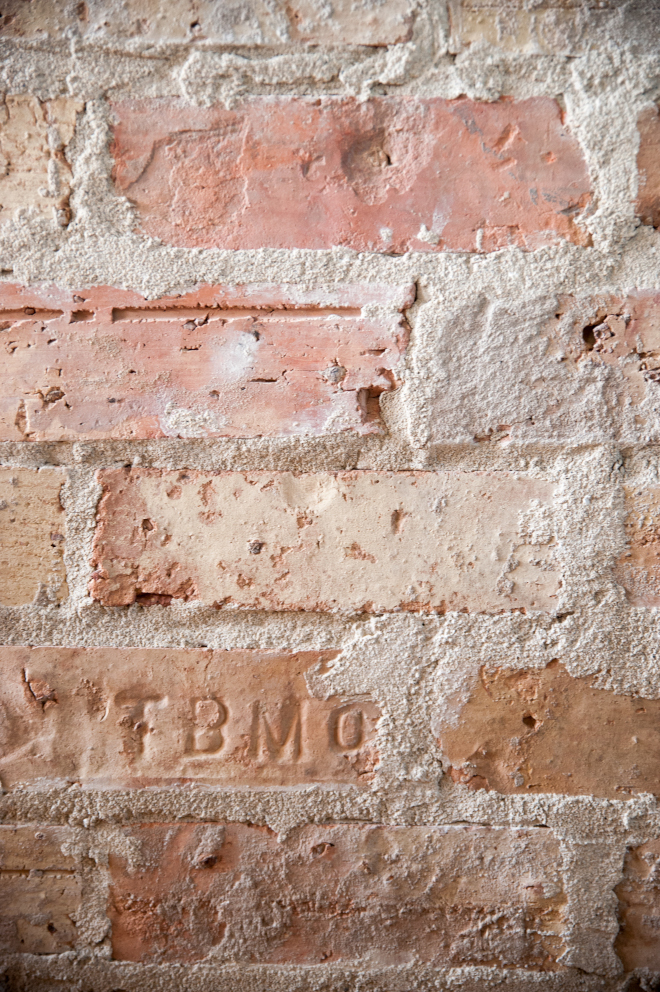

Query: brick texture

[0,826,81,954]
[436,661,660,799]
[0,647,379,788]
[637,103,660,228]
[615,485,660,606]
[89,469,558,612]
[108,823,566,966]
[0,282,412,440]
[111,97,592,253]
[615,839,660,971]
[0,468,67,607]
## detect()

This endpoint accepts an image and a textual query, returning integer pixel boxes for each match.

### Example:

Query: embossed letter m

[250,699,301,762]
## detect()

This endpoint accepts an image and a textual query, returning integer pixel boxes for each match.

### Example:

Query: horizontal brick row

[2,647,660,799]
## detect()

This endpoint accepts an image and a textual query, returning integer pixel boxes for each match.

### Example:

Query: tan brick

[89,469,558,613]
[111,96,591,253]
[615,838,660,971]
[436,661,660,799]
[0,468,67,607]
[0,826,80,954]
[108,822,566,966]
[0,0,416,45]
[0,647,379,789]
[637,103,660,229]
[615,485,660,607]
[0,282,412,441]
[0,95,82,228]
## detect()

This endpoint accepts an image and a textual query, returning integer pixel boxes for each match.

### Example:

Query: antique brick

[436,661,660,799]
[108,822,566,966]
[0,647,379,789]
[0,826,81,954]
[615,838,660,971]
[424,291,660,445]
[0,95,82,227]
[0,0,415,45]
[0,282,412,441]
[89,469,558,613]
[615,484,660,606]
[637,103,660,228]
[111,96,591,253]
[0,468,67,607]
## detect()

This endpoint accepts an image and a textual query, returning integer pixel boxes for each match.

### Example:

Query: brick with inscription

[436,661,660,799]
[0,468,67,607]
[89,469,558,613]
[0,0,415,45]
[615,485,660,607]
[637,102,660,229]
[111,97,591,253]
[108,822,566,966]
[0,95,82,227]
[0,282,412,441]
[0,826,81,954]
[0,647,379,789]
[615,838,660,971]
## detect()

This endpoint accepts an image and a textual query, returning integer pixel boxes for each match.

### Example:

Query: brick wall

[0,2,659,991]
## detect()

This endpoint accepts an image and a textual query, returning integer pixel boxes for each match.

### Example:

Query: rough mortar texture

[0,1,659,991]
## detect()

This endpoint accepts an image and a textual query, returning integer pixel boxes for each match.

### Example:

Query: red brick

[615,838,660,971]
[108,822,566,966]
[0,826,81,954]
[637,103,660,228]
[0,647,379,789]
[436,661,660,799]
[89,469,558,613]
[0,282,411,441]
[111,97,592,253]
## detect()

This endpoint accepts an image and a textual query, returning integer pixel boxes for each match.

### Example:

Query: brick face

[0,282,412,441]
[615,839,660,971]
[436,661,660,799]
[111,97,591,253]
[108,823,566,966]
[0,468,67,607]
[637,103,660,228]
[89,469,558,612]
[615,485,660,606]
[0,647,379,788]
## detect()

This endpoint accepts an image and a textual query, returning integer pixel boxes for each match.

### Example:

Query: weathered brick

[436,661,660,799]
[0,0,415,45]
[89,469,558,613]
[0,647,379,789]
[111,96,592,253]
[0,468,67,607]
[424,291,660,445]
[108,822,566,966]
[0,95,82,227]
[0,826,81,954]
[0,282,412,441]
[615,485,660,606]
[615,838,660,971]
[637,103,660,228]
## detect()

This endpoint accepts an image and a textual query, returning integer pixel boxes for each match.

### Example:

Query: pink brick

[111,97,592,253]
[0,282,411,441]
[108,822,567,966]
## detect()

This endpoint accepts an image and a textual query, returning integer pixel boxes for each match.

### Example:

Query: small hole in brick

[141,518,154,532]
[249,540,264,554]
[47,923,56,934]
[522,714,540,730]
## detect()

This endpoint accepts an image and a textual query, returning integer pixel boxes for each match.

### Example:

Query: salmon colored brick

[108,822,566,966]
[636,103,660,228]
[0,282,412,441]
[615,838,660,971]
[89,469,558,613]
[436,661,660,799]
[0,826,81,954]
[615,485,660,606]
[0,468,67,607]
[111,96,592,253]
[0,647,379,789]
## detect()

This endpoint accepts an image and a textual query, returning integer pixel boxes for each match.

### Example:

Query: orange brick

[89,469,558,613]
[637,103,660,228]
[0,468,67,607]
[0,282,412,441]
[436,661,660,799]
[0,826,81,954]
[0,647,379,789]
[615,838,660,971]
[111,97,591,253]
[108,822,566,966]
